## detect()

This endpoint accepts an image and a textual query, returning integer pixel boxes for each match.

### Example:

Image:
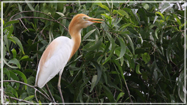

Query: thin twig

[123,0,130,8]
[4,94,33,103]
[19,19,29,32]
[2,80,52,102]
[124,79,133,102]
[40,87,51,101]
[57,16,71,21]
[46,84,56,103]
[9,10,69,32]
[24,61,29,70]
[114,89,116,98]
[39,28,47,40]
[32,34,39,44]
[9,11,55,21]
[15,16,68,31]
[35,89,39,103]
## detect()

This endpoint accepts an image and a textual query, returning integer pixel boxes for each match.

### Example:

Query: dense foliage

[1,1,186,104]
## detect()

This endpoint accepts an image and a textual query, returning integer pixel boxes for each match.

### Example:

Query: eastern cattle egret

[35,14,103,103]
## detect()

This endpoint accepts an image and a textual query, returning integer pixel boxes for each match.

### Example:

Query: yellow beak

[88,18,103,23]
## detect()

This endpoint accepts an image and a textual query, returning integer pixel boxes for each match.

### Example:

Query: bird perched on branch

[35,14,103,103]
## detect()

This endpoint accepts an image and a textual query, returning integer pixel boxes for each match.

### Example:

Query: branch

[124,79,133,102]
[123,0,130,8]
[46,84,56,102]
[2,80,52,102]
[9,10,69,32]
[9,11,55,21]
[4,94,33,103]
[19,19,29,32]
[16,16,68,31]
[35,89,39,103]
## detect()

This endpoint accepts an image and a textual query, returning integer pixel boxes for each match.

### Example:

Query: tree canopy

[1,1,186,104]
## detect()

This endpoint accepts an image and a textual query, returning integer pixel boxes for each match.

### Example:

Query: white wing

[35,36,73,88]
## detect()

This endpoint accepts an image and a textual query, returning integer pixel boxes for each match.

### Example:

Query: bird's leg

[58,71,65,104]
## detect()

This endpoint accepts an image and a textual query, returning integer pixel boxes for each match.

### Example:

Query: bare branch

[35,89,39,103]
[9,10,69,32]
[4,94,33,103]
[9,11,55,21]
[19,19,29,32]
[123,0,130,8]
[2,80,52,102]
[15,16,68,31]
[39,28,47,40]
[46,84,56,103]
[124,79,133,102]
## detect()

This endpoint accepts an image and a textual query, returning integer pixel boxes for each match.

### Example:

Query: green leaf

[141,53,150,64]
[153,69,158,81]
[90,75,97,92]
[6,85,18,98]
[173,14,181,30]
[123,34,135,54]
[120,23,131,30]
[75,79,89,102]
[86,39,102,51]
[180,21,187,30]
[9,70,20,90]
[101,13,112,20]
[116,92,125,102]
[11,48,17,58]
[96,3,110,12]
[166,48,170,63]
[143,3,149,10]
[12,70,27,90]
[136,64,141,74]
[103,32,116,65]
[3,59,19,69]
[8,58,21,69]
[150,41,162,55]
[4,20,19,27]
[113,60,127,88]
[27,76,35,95]
[113,10,129,18]
[9,36,25,54]
[83,29,96,41]
[116,36,126,60]
[4,34,10,53]
[18,4,22,12]
[20,55,29,61]
[174,16,181,26]
[56,12,65,17]
[156,12,165,20]
[102,84,115,102]
[154,28,159,40]
[26,1,35,11]
[142,72,148,80]
[178,71,185,103]
[4,24,14,38]
[4,68,10,79]
[24,95,34,101]
[90,61,102,92]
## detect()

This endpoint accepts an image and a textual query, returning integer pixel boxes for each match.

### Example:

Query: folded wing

[35,36,73,88]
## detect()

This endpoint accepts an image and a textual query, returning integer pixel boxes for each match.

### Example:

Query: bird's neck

[69,28,81,60]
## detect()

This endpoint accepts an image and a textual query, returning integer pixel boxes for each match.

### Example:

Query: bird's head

[69,14,103,35]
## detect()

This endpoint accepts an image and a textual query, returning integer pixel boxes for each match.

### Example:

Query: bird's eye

[82,17,87,20]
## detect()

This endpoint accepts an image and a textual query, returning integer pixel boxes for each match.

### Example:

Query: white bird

[35,14,103,103]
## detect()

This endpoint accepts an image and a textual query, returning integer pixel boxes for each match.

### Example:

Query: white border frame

[1,1,186,105]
